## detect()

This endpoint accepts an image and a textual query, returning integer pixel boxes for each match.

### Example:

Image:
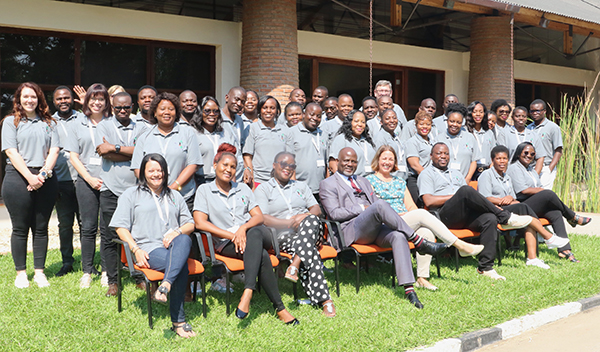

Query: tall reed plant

[554,72,600,212]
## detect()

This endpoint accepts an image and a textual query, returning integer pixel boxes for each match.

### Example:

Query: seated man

[418,142,533,280]
[319,147,448,309]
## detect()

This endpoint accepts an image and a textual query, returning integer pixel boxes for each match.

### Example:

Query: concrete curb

[407,294,600,352]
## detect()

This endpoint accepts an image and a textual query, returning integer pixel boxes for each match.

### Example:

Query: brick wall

[468,16,514,108]
[240,0,298,107]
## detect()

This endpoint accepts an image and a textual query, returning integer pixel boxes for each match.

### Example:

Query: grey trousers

[343,200,416,286]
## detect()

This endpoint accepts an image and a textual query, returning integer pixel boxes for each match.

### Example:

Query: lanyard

[218,192,237,224]
[514,130,525,145]
[359,139,369,164]
[435,168,455,191]
[157,136,171,156]
[526,169,539,187]
[449,139,459,160]
[112,122,133,145]
[275,182,294,219]
[88,119,96,147]
[473,131,483,152]
[59,122,69,138]
[393,137,404,160]
[206,133,219,154]
[497,173,513,196]
[311,131,322,155]
[152,192,170,229]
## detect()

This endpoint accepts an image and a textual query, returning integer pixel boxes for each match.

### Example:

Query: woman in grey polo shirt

[131,92,202,211]
[2,82,59,288]
[508,142,590,263]
[66,83,111,288]
[255,152,336,317]
[194,144,298,325]
[243,95,288,188]
[110,153,196,338]
[329,110,376,176]
[405,111,434,207]
[465,101,496,181]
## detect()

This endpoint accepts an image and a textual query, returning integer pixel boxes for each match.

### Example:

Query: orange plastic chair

[196,232,279,315]
[114,239,206,329]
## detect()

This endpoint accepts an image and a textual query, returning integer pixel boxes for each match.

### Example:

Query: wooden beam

[391,0,402,27]
[403,0,493,15]
[564,27,573,55]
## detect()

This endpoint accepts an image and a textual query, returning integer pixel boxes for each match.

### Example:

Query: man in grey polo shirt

[52,86,82,277]
[179,90,198,126]
[95,92,144,296]
[418,142,532,280]
[322,94,353,148]
[368,96,403,139]
[320,96,339,127]
[134,85,157,134]
[527,99,563,190]
[286,102,327,197]
[221,87,248,181]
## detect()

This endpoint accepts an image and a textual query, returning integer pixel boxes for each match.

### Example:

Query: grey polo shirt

[95,117,142,196]
[194,125,239,181]
[193,181,258,251]
[502,126,546,161]
[527,118,563,165]
[393,103,408,129]
[53,110,81,182]
[373,129,408,179]
[285,123,327,193]
[507,161,542,196]
[404,134,433,176]
[367,115,402,141]
[329,134,377,177]
[134,112,154,135]
[477,167,516,199]
[243,120,289,184]
[321,116,343,148]
[433,131,477,177]
[131,123,202,200]
[471,129,496,165]
[221,110,248,149]
[2,115,59,168]
[255,178,317,219]
[494,124,510,147]
[64,115,107,178]
[109,186,193,254]
[418,165,466,198]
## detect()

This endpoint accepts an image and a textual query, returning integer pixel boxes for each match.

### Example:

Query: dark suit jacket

[319,173,378,230]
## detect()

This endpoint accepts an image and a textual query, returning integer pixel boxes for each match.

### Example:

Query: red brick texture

[468,16,515,108]
[240,0,299,107]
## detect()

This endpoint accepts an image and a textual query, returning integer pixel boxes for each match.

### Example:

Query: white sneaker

[499,213,533,230]
[545,235,570,249]
[80,273,92,288]
[14,272,29,289]
[101,272,109,287]
[477,268,506,280]
[526,258,550,269]
[33,272,50,287]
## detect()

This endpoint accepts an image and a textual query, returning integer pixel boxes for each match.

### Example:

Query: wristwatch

[115,144,121,153]
[40,169,52,179]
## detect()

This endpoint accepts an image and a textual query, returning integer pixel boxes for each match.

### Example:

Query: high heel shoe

[568,214,591,227]
[285,318,300,326]
[235,307,248,320]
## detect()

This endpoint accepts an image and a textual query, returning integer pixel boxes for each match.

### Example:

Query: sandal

[154,285,168,304]
[171,323,195,338]
[568,215,592,227]
[322,301,336,318]
[285,265,299,283]
[558,250,580,263]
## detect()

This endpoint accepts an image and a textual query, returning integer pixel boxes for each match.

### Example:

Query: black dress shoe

[235,308,248,320]
[285,318,300,326]
[416,240,449,256]
[406,291,424,309]
[56,265,73,277]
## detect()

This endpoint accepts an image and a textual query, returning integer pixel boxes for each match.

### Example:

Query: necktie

[349,177,362,194]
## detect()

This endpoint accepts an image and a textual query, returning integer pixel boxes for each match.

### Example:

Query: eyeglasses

[203,109,220,115]
[90,97,105,103]
[113,105,132,111]
[498,109,510,114]
[277,161,297,170]
[523,151,536,157]
[530,109,545,114]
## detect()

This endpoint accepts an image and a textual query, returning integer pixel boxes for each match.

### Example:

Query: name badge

[397,165,407,173]
[364,165,372,173]
[316,159,325,167]
[89,157,102,166]
[478,158,487,165]
[450,162,461,170]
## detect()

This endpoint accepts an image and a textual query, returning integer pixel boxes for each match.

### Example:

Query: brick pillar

[468,16,514,108]
[240,0,298,107]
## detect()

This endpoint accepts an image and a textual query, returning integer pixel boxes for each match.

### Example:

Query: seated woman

[366,145,484,290]
[508,142,590,262]
[194,143,298,325]
[110,153,196,338]
[255,152,336,317]
[479,145,571,269]
[329,110,376,177]
[405,111,434,208]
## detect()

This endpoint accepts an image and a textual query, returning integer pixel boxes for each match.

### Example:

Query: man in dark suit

[319,147,447,309]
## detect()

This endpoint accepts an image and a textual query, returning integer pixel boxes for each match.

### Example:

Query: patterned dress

[365,174,408,213]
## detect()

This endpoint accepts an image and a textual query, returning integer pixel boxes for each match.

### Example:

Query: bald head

[225,86,247,116]
[289,88,306,107]
[338,94,354,119]
[419,98,437,117]
[337,147,358,176]
[179,90,198,117]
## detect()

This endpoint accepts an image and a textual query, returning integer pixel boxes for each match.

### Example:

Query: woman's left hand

[232,227,247,254]
[163,229,180,248]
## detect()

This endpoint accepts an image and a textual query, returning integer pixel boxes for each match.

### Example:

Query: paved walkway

[478,306,600,351]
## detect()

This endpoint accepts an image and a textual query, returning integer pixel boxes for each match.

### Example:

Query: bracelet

[175,228,183,235]
[174,180,182,191]
[132,246,139,254]
[244,167,252,172]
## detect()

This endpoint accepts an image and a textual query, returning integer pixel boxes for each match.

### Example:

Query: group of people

[2,79,591,338]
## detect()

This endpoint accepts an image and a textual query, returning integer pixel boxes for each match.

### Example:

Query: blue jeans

[148,234,192,323]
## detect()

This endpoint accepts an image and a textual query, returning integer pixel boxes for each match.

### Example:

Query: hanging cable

[369,0,373,96]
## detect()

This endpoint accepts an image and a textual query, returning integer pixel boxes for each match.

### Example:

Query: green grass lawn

[1,234,599,351]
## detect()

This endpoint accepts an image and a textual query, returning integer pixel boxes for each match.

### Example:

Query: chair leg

[192,279,197,302]
[454,247,459,272]
[117,255,122,313]
[293,282,298,301]
[355,254,360,294]
[497,231,503,266]
[391,257,396,288]
[334,257,340,297]
[146,280,153,329]
[435,254,441,278]
[201,274,207,318]
[225,271,231,316]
